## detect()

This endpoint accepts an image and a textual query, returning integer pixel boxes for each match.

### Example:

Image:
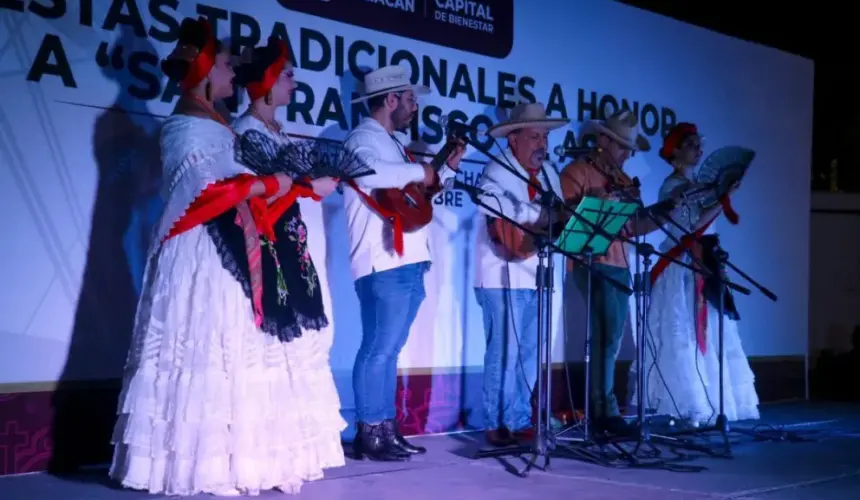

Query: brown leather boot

[485,427,517,447]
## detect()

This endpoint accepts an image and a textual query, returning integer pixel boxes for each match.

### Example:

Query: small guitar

[488,205,568,261]
[373,124,465,233]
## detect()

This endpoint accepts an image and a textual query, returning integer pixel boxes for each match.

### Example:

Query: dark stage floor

[3,401,859,499]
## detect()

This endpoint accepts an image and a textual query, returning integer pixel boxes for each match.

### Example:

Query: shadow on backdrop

[414,105,499,434]
[312,69,368,440]
[50,29,163,474]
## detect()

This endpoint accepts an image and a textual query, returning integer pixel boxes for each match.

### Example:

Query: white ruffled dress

[109,115,345,496]
[628,175,760,425]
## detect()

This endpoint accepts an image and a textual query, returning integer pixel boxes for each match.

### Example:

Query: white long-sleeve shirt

[473,149,563,289]
[342,117,457,280]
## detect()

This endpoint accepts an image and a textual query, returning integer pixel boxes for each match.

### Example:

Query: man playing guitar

[342,65,465,461]
[474,102,568,446]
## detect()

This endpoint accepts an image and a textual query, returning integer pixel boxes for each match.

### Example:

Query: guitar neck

[428,140,458,172]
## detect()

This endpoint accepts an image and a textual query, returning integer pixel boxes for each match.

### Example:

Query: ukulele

[373,124,465,232]
[487,195,567,262]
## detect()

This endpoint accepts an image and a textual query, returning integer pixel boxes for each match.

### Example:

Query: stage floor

[3,401,860,500]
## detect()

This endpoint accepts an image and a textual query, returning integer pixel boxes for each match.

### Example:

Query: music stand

[545,196,708,473]
[467,191,637,473]
[546,197,648,464]
[556,196,638,430]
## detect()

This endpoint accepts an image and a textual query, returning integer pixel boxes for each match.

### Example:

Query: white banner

[0,0,813,386]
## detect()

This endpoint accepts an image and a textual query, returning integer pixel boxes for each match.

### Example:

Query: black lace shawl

[206,192,328,342]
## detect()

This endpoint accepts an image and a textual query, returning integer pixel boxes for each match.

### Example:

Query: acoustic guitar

[373,124,465,232]
[490,154,637,261]
[487,204,568,262]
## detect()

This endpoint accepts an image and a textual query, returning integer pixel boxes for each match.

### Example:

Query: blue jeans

[570,264,631,418]
[352,262,428,423]
[474,287,539,431]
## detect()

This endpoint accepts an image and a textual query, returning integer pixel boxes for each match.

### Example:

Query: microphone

[451,178,485,201]
[553,145,591,159]
[440,114,485,137]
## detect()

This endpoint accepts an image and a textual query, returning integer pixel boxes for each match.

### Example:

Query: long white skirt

[629,260,760,425]
[109,226,346,496]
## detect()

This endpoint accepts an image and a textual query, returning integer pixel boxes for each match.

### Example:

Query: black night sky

[620,1,856,192]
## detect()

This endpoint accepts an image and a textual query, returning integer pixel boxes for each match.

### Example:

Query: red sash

[344,145,421,257]
[254,179,320,242]
[347,180,405,257]
[164,175,320,326]
[649,195,739,353]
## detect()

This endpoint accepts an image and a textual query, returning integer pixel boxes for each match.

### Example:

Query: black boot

[383,419,426,455]
[353,422,411,461]
[593,415,633,437]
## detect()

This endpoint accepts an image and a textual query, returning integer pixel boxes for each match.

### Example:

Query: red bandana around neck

[527,169,540,201]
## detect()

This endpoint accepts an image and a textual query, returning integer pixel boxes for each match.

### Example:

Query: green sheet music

[555,196,639,257]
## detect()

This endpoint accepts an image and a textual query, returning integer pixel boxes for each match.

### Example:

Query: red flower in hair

[659,122,698,163]
[246,38,290,101]
[179,17,216,91]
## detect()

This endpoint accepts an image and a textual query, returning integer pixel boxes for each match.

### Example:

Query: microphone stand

[461,139,705,473]
[658,242,802,454]
[540,153,752,469]
[460,180,641,474]
[583,168,724,459]
[587,166,795,458]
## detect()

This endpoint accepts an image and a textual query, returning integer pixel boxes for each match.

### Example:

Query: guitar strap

[390,134,413,161]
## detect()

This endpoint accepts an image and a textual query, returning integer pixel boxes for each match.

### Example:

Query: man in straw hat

[473,102,568,446]
[342,65,465,461]
[559,110,672,437]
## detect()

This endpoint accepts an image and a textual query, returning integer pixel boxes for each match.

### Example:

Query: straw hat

[350,65,430,103]
[580,110,650,151]
[487,102,569,138]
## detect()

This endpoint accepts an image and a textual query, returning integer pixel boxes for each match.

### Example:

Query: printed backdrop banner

[0,0,812,387]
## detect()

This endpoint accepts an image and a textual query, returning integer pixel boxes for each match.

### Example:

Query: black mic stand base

[642,246,811,459]
[575,235,711,472]
[473,422,678,473]
[471,241,632,475]
[553,424,713,472]
[651,413,814,459]
[644,421,733,460]
[471,429,633,474]
[471,237,647,474]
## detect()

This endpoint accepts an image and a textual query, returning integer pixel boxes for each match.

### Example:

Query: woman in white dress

[109,18,338,496]
[232,36,346,469]
[630,122,759,427]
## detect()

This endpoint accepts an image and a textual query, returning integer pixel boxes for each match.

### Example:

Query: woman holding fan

[232,35,347,478]
[110,19,340,496]
[629,123,759,428]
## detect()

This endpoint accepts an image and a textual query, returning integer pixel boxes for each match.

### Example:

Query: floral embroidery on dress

[261,237,289,305]
[286,214,318,297]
